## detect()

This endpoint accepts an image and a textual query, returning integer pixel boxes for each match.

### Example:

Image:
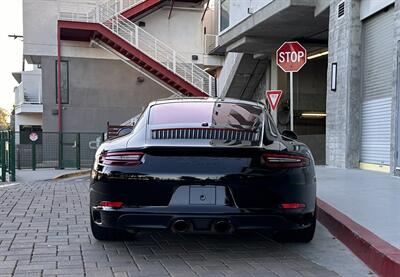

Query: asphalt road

[0,177,374,277]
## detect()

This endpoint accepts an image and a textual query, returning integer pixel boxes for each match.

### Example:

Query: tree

[0,108,10,130]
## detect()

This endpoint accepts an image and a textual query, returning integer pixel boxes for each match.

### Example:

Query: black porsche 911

[90,98,316,242]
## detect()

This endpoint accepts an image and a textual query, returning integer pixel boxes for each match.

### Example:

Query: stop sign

[276,41,307,72]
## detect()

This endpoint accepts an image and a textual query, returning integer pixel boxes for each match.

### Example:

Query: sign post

[276,41,307,131]
[29,132,39,171]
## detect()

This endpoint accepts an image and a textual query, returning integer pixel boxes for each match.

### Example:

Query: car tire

[90,213,136,241]
[274,215,316,243]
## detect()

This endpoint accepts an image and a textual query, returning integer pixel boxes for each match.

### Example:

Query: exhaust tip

[172,219,190,233]
[214,220,232,234]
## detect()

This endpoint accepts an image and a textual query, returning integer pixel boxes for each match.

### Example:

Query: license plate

[189,186,216,205]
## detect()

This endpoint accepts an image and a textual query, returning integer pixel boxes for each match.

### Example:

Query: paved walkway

[0,178,373,277]
[316,166,400,249]
[16,169,89,183]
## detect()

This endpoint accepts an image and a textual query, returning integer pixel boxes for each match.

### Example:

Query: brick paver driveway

[0,178,341,277]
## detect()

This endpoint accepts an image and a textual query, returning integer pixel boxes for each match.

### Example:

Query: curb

[53,170,91,180]
[317,198,400,277]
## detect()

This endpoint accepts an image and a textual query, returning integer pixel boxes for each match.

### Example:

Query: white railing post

[191,64,194,84]
[173,51,176,73]
[154,40,157,60]
[96,4,100,22]
[209,75,213,96]
[135,25,139,47]
[120,0,124,13]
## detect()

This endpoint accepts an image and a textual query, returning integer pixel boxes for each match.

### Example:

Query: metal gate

[361,7,395,166]
[15,132,104,170]
[0,131,16,182]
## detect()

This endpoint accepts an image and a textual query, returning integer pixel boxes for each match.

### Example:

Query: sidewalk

[316,166,400,249]
[16,168,89,183]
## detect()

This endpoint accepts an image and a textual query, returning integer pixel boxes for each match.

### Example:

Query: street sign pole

[276,41,307,132]
[290,72,294,131]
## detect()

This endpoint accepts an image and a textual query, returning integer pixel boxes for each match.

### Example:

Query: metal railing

[59,1,215,96]
[98,0,147,18]
[15,82,42,105]
[13,132,104,171]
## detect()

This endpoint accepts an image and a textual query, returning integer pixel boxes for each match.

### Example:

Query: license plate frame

[189,185,216,205]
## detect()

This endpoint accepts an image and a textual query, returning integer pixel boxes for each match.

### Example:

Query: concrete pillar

[326,0,362,168]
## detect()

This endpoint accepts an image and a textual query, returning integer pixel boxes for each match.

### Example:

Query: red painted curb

[317,198,400,277]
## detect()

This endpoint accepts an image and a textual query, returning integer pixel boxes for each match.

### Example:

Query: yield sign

[266,90,283,111]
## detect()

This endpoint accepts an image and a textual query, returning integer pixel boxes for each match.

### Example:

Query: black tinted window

[149,101,263,130]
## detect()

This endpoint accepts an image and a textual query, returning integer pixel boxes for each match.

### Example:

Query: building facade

[19,0,400,175]
[213,0,400,175]
[23,0,221,133]
[13,68,43,134]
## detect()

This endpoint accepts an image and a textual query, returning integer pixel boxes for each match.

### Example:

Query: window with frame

[55,60,69,104]
[220,0,230,32]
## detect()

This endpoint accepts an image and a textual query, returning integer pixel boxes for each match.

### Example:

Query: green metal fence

[14,132,104,171]
[0,131,105,182]
[0,130,16,182]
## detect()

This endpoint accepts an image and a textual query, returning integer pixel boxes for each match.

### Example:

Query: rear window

[149,102,213,125]
[149,101,263,130]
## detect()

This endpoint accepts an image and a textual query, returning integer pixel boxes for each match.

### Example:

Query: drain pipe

[57,23,63,134]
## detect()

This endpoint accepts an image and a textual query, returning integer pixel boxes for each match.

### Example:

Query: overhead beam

[226,36,280,54]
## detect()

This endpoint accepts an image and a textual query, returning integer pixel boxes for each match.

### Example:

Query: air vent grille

[151,128,259,141]
[338,2,345,18]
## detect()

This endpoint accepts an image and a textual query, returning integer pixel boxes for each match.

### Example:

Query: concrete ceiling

[216,0,329,55]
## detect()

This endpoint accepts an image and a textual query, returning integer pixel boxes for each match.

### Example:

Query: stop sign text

[276,41,307,72]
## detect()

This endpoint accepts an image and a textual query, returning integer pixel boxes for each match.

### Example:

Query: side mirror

[117,126,133,137]
[282,130,298,140]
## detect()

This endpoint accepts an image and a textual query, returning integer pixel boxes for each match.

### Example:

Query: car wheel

[90,212,136,241]
[274,215,316,243]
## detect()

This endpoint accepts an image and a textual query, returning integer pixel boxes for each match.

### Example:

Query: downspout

[201,0,210,21]
[57,22,62,133]
[57,22,64,169]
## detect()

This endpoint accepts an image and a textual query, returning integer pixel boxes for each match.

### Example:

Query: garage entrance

[360,7,395,172]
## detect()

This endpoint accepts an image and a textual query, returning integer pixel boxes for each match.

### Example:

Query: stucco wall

[360,0,394,19]
[23,0,117,61]
[23,0,219,66]
[15,114,43,132]
[41,56,172,132]
[138,6,218,66]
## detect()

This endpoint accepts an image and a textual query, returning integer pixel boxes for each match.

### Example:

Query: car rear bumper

[91,205,315,233]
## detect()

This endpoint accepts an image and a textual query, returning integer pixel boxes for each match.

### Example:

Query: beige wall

[15,113,43,132]
[138,6,222,67]
[23,0,222,66]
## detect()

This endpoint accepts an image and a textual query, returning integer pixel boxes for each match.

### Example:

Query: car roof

[148,97,265,109]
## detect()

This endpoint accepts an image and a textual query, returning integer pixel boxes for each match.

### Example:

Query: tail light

[262,152,309,168]
[100,151,144,166]
[99,201,124,208]
[281,203,306,209]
